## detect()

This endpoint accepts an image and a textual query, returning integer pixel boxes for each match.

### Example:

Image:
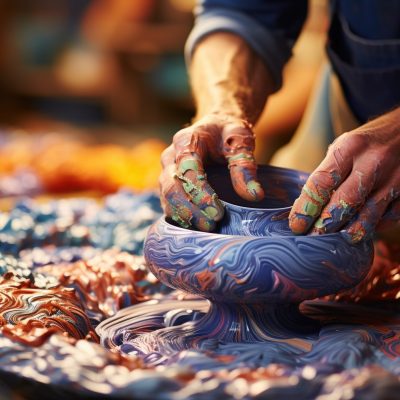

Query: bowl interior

[206,165,308,210]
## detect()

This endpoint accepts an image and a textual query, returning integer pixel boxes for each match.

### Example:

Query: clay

[36,250,161,323]
[0,277,97,344]
[0,189,398,399]
[137,166,373,357]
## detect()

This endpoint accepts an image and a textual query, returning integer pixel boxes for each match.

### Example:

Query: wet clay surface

[0,191,399,399]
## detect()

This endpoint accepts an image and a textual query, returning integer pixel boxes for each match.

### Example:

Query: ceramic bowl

[144,165,374,304]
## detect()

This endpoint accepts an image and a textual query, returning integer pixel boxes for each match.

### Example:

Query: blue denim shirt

[186,0,400,123]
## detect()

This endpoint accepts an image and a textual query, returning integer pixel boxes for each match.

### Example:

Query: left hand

[289,107,400,242]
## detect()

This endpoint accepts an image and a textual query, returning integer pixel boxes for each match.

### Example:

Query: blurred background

[0,0,195,136]
[0,0,328,196]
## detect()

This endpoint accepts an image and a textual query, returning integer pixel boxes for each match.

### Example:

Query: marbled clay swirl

[35,250,155,323]
[144,217,373,304]
[0,181,398,399]
[0,277,97,344]
[142,165,375,354]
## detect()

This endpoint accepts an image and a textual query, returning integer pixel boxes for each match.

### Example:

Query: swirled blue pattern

[0,176,398,400]
[140,165,374,359]
[145,218,373,304]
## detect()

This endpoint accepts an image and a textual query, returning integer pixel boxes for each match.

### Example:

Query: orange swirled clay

[0,276,97,345]
[36,250,158,321]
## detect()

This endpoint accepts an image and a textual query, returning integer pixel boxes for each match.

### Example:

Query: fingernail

[289,213,314,234]
[212,194,225,217]
[312,217,326,234]
[246,180,264,200]
[203,206,219,219]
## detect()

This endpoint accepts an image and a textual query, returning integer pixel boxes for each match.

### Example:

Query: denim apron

[270,0,400,172]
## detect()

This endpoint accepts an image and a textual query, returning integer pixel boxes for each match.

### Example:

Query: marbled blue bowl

[145,165,374,304]
[144,165,373,343]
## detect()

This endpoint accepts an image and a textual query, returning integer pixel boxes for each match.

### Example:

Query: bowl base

[115,299,320,360]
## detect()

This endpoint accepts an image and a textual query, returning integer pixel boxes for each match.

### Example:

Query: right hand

[160,113,265,231]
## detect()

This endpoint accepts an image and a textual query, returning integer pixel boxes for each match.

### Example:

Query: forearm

[190,32,275,125]
[353,106,400,138]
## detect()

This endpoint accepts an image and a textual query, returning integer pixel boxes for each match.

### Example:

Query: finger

[222,124,265,201]
[159,145,179,213]
[160,165,217,231]
[289,136,357,234]
[344,185,399,243]
[161,145,175,168]
[311,158,379,234]
[173,128,224,223]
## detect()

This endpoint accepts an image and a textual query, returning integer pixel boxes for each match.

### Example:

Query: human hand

[160,114,265,231]
[289,108,400,242]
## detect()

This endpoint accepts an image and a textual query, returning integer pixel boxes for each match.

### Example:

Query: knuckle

[160,146,174,166]
[224,134,254,148]
[223,135,255,157]
[172,128,192,145]
[333,190,359,208]
[336,131,368,150]
[159,168,176,196]
[307,170,337,195]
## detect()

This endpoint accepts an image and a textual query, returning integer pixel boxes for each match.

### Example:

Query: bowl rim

[161,215,349,240]
[207,164,309,212]
[160,164,354,241]
[221,199,292,212]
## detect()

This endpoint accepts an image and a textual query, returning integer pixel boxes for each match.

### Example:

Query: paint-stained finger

[222,125,264,201]
[162,183,217,232]
[289,137,356,234]
[160,145,175,168]
[160,164,218,231]
[173,129,224,224]
[344,187,399,243]
[311,161,378,234]
[161,146,213,227]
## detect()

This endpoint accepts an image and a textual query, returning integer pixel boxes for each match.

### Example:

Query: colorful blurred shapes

[0,132,166,194]
[0,191,162,255]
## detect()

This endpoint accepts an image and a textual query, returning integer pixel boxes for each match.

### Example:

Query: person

[159,0,400,243]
